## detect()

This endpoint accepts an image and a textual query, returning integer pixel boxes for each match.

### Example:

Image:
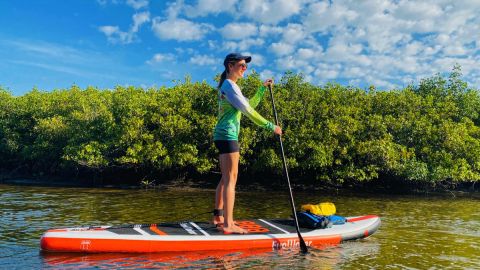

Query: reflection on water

[40,242,380,270]
[0,184,479,269]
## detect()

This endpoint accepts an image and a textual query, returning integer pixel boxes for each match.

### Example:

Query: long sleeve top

[213,79,274,141]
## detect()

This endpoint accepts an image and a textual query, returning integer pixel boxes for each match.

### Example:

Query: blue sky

[1,0,480,95]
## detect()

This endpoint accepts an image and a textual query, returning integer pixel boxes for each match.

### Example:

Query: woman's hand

[263,78,274,87]
[274,125,282,135]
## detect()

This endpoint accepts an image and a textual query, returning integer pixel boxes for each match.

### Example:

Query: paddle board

[40,215,380,253]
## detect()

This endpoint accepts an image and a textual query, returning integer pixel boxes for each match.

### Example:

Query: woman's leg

[213,161,225,225]
[219,152,247,233]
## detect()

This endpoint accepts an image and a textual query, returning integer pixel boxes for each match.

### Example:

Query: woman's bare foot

[213,217,240,227]
[212,216,224,226]
[222,224,248,234]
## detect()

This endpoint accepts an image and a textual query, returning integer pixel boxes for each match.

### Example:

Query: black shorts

[214,140,239,154]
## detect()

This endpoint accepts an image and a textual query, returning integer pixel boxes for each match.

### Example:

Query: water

[0,184,478,269]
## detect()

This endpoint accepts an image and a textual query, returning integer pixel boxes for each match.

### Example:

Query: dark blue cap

[224,53,251,66]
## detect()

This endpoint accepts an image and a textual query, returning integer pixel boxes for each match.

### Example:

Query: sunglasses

[238,63,248,69]
[231,62,247,69]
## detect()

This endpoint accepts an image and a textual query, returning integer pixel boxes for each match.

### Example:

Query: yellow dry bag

[301,202,336,216]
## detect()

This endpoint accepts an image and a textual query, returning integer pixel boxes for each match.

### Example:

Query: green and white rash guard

[213,79,275,141]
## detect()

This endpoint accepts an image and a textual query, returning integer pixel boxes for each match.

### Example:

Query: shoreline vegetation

[1,67,479,193]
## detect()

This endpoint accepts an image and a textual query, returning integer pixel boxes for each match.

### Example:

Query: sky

[1,0,480,95]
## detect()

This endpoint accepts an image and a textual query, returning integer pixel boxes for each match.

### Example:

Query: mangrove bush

[1,68,479,188]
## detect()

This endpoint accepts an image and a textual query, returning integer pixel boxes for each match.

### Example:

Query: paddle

[267,84,308,253]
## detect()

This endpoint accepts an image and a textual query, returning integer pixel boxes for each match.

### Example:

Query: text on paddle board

[272,239,312,250]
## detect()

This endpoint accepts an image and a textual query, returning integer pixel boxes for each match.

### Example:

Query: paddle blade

[300,238,308,253]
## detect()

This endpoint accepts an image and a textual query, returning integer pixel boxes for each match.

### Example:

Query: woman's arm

[249,85,266,109]
[221,80,275,131]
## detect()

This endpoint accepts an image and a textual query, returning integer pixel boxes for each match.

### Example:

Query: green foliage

[0,88,16,166]
[1,67,479,187]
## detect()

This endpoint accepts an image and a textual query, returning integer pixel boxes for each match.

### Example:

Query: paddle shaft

[267,85,308,253]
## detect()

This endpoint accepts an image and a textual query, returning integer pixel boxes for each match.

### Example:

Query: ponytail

[218,70,227,89]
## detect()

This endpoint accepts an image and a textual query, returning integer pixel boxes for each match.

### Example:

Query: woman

[213,53,282,234]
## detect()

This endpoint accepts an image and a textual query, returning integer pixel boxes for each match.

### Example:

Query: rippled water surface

[0,184,478,269]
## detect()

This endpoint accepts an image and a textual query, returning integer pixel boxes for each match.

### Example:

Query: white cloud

[151,17,213,41]
[303,1,357,33]
[394,1,443,21]
[207,40,220,50]
[442,43,468,56]
[220,23,258,40]
[163,0,305,25]
[281,24,306,44]
[132,12,150,32]
[270,42,295,56]
[258,24,283,37]
[96,0,120,6]
[99,25,119,36]
[222,38,264,51]
[266,0,477,88]
[273,54,314,73]
[174,47,196,55]
[313,64,340,80]
[184,0,237,17]
[189,54,217,66]
[126,0,149,9]
[324,42,363,62]
[147,53,176,64]
[249,53,266,67]
[6,40,87,62]
[165,0,185,19]
[433,57,478,74]
[10,60,97,78]
[99,25,124,43]
[343,66,365,78]
[87,0,480,89]
[239,0,304,24]
[436,34,450,45]
[367,76,397,90]
[259,69,277,81]
[99,12,150,44]
[1,39,140,86]
[297,48,317,60]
